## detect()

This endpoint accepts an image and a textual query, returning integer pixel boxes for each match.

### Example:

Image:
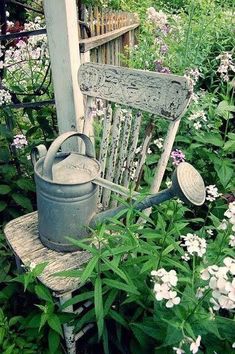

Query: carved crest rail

[78,63,192,120]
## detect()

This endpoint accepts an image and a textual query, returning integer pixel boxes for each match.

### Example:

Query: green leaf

[103,278,140,295]
[80,255,99,284]
[216,100,235,119]
[102,323,110,354]
[0,201,7,212]
[48,314,63,336]
[102,258,129,283]
[195,132,223,147]
[165,257,189,273]
[0,185,11,195]
[39,313,48,332]
[109,309,128,328]
[35,284,53,303]
[16,178,35,192]
[12,193,33,211]
[162,244,176,256]
[8,316,23,327]
[33,262,48,277]
[223,140,235,153]
[48,328,60,354]
[214,160,233,188]
[95,276,104,339]
[66,237,98,255]
[104,289,118,316]
[61,291,94,310]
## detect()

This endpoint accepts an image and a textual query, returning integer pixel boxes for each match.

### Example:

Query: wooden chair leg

[59,292,76,354]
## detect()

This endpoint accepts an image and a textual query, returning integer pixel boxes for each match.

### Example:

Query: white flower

[190,335,201,354]
[165,291,181,308]
[232,342,235,348]
[151,268,180,307]
[181,252,190,261]
[196,287,207,299]
[224,202,235,225]
[153,138,164,149]
[161,270,178,286]
[218,219,228,230]
[154,283,170,300]
[181,233,207,257]
[229,235,235,247]
[206,229,214,236]
[173,347,185,354]
[193,121,202,130]
[147,147,152,154]
[206,185,221,202]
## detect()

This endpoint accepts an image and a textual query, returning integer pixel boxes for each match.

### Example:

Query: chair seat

[4,212,90,295]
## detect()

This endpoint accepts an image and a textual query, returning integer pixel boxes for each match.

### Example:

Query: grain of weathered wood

[4,212,90,294]
[79,23,139,52]
[43,0,84,151]
[78,63,192,120]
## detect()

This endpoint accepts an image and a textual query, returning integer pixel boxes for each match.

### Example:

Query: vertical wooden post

[43,0,84,150]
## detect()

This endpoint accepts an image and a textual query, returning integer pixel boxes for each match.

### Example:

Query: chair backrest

[78,63,192,208]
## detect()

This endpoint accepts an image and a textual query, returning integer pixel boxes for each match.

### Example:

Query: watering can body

[33,132,100,252]
[33,131,206,253]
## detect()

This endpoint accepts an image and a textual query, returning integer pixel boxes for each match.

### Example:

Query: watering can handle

[43,131,95,180]
[31,144,47,166]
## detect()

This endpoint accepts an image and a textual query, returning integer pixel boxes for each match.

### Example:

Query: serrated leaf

[12,193,33,211]
[103,278,139,295]
[0,185,11,195]
[223,140,235,153]
[214,161,233,188]
[48,314,63,336]
[195,133,223,147]
[35,284,53,303]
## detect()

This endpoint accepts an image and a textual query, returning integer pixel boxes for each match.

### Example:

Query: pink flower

[170,149,185,166]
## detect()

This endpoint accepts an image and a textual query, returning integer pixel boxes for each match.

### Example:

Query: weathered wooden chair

[4,63,191,354]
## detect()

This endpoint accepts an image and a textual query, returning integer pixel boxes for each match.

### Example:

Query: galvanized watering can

[32,131,206,252]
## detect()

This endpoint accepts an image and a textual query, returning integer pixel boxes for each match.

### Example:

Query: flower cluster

[0,88,11,106]
[146,8,170,35]
[188,110,207,130]
[170,149,185,166]
[154,59,171,74]
[180,233,207,260]
[201,257,235,310]
[2,17,49,95]
[205,185,221,202]
[224,201,235,232]
[216,52,235,82]
[151,268,180,308]
[12,134,28,149]
[184,68,200,88]
[153,138,164,149]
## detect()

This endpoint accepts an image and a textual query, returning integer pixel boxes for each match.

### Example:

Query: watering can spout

[90,162,206,229]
